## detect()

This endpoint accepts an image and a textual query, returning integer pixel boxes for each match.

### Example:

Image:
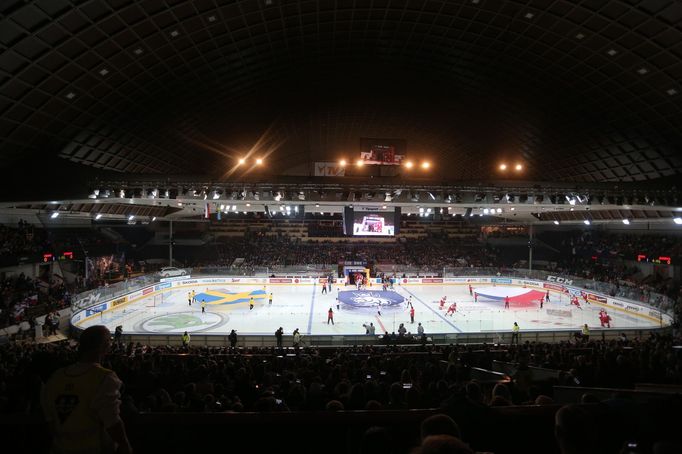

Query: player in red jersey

[446,302,457,316]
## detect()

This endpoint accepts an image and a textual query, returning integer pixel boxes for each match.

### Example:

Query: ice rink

[76,281,665,337]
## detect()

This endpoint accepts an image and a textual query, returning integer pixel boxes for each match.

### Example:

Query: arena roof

[1,0,681,187]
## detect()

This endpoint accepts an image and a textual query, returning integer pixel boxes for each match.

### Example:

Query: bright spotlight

[50,212,59,219]
[356,159,364,167]
[128,215,135,221]
[499,163,507,170]
[339,159,347,167]
[553,220,560,225]
[515,163,523,171]
[421,161,430,169]
[583,219,591,225]
[95,214,102,220]
[405,161,414,169]
[255,158,263,165]
[622,219,630,225]
[674,217,682,225]
[238,158,246,165]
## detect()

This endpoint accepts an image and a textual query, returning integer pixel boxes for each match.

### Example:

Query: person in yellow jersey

[42,325,132,454]
[249,296,254,310]
[268,293,273,305]
[187,291,192,306]
[511,322,520,345]
[581,324,590,342]
[201,299,206,313]
[191,290,196,304]
[182,331,190,348]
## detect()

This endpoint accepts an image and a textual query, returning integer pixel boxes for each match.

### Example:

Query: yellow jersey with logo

[43,364,115,454]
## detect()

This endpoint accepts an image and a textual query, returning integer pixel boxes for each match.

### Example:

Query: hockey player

[439,297,446,310]
[468,284,473,296]
[504,296,510,309]
[249,296,254,310]
[410,306,415,324]
[446,302,457,316]
[474,292,478,303]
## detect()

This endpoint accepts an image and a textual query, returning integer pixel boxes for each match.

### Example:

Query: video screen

[352,211,395,236]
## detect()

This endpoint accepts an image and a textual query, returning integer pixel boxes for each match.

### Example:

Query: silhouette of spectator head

[78,325,111,361]
[420,434,473,454]
[555,404,598,454]
[420,414,461,441]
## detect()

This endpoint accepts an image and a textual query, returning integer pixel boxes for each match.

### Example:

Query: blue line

[306,284,316,334]
[402,287,462,333]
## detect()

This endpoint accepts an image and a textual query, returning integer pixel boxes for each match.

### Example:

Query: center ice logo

[339,290,404,309]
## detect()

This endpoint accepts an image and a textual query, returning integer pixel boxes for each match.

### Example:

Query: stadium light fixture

[622,219,630,225]
[51,212,59,219]
[95,214,102,220]
[152,217,157,222]
[499,163,507,171]
[339,159,347,167]
[238,158,246,165]
[515,163,523,171]
[583,219,591,225]
[356,159,364,167]
[553,220,560,225]
[421,161,430,169]
[674,217,682,225]
[128,215,135,221]
[404,161,414,169]
[255,158,263,165]
[382,205,387,209]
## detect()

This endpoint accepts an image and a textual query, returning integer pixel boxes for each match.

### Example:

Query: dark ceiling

[0,0,681,184]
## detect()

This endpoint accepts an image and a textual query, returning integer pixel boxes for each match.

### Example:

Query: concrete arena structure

[71,273,672,347]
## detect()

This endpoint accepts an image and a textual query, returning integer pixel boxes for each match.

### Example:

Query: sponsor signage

[74,292,101,309]
[269,278,292,284]
[72,313,81,323]
[649,310,661,318]
[491,278,512,284]
[142,287,153,295]
[521,280,540,287]
[444,278,470,283]
[422,278,443,284]
[155,282,172,291]
[566,287,582,297]
[625,305,641,313]
[610,300,625,308]
[314,162,346,177]
[111,296,127,307]
[547,275,573,285]
[126,291,142,300]
[546,309,572,318]
[85,303,107,317]
[543,283,565,292]
[586,293,607,304]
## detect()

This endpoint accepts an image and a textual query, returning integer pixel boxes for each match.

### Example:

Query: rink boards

[70,274,672,336]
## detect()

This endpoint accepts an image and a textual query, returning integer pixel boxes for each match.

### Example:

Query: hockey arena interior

[1,1,682,453]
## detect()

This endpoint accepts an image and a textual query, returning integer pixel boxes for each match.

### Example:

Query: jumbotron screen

[352,211,395,236]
